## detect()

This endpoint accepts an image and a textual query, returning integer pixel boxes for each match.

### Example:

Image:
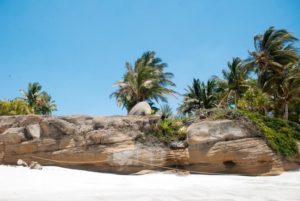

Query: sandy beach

[0,165,299,201]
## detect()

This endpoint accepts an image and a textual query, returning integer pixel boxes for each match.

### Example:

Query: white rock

[17,159,28,167]
[29,161,43,170]
[26,124,41,139]
[129,102,152,116]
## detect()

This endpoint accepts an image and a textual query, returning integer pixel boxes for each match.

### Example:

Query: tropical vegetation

[21,82,57,115]
[1,26,299,156]
[110,27,300,155]
[241,110,300,157]
[178,27,300,123]
[178,78,218,114]
[110,51,177,113]
[0,99,34,115]
[0,82,57,115]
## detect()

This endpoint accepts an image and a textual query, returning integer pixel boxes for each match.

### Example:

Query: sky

[0,0,300,115]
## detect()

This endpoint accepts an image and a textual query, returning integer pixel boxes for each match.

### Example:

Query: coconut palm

[250,27,299,84]
[21,82,42,108]
[218,57,250,108]
[178,78,217,114]
[264,64,300,119]
[21,82,57,115]
[111,51,176,112]
[249,27,300,118]
[35,92,57,115]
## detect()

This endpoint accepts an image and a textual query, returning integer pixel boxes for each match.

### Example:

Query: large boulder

[187,120,283,175]
[0,151,3,163]
[26,124,41,139]
[128,102,152,116]
[187,120,259,144]
[0,127,26,144]
[0,115,298,175]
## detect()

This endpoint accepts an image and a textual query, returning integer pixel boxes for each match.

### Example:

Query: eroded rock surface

[0,115,298,175]
[187,120,291,175]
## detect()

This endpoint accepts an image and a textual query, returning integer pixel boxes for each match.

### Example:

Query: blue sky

[0,0,299,115]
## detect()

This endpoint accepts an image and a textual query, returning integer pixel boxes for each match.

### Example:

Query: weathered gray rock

[40,117,78,137]
[0,115,298,175]
[17,159,28,167]
[0,152,4,163]
[0,127,26,144]
[87,129,134,144]
[187,120,258,144]
[186,119,284,175]
[129,102,152,116]
[29,161,43,170]
[26,124,41,139]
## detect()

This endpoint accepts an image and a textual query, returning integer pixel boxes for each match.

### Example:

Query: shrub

[240,110,299,157]
[150,118,187,144]
[199,108,242,120]
[201,109,299,157]
[0,99,34,115]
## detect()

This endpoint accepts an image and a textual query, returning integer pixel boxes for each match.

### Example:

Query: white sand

[0,165,299,201]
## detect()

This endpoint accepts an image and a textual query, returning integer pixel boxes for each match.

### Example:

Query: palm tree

[250,27,298,82]
[237,79,270,115]
[265,64,300,119]
[218,57,249,109]
[160,104,173,120]
[35,92,57,115]
[21,82,42,108]
[178,78,217,114]
[111,51,176,112]
[21,82,57,115]
[249,27,300,118]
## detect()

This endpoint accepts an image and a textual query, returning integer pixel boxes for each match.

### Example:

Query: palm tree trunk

[284,101,289,120]
[235,92,237,110]
[273,95,281,118]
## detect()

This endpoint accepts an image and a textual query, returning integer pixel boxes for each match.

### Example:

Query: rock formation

[128,102,152,116]
[187,120,286,175]
[0,115,299,175]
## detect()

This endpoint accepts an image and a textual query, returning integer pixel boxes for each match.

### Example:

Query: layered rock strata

[0,115,298,175]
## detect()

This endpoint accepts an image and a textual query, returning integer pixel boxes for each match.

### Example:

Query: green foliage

[204,108,242,120]
[289,98,300,123]
[288,121,300,141]
[178,78,218,115]
[249,27,300,119]
[151,118,187,144]
[0,99,34,115]
[34,92,57,115]
[238,80,270,114]
[21,82,57,115]
[217,57,250,108]
[250,26,299,81]
[201,109,299,157]
[148,101,159,114]
[110,51,177,112]
[160,104,173,120]
[240,110,299,157]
